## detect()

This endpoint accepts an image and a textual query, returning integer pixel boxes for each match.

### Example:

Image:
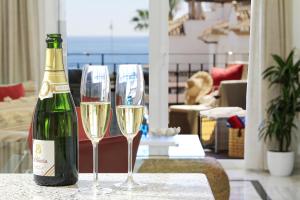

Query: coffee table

[137,135,205,159]
[135,135,229,199]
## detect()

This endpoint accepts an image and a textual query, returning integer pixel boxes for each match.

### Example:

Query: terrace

[67,52,249,104]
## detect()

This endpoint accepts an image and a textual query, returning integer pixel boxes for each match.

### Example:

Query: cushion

[27,107,112,149]
[211,64,244,89]
[79,134,141,173]
[27,107,142,173]
[0,83,25,101]
[0,96,36,131]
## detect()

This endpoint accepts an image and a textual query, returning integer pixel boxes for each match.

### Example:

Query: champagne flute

[115,64,145,190]
[80,65,111,194]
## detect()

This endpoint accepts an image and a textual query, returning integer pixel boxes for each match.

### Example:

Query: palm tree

[131,0,181,31]
[131,9,149,31]
[169,0,181,21]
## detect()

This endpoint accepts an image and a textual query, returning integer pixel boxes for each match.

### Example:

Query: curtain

[245,0,292,170]
[0,0,41,84]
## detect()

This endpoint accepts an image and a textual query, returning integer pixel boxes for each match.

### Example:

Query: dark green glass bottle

[33,34,78,186]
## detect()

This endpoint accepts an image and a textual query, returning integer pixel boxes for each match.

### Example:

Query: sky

[66,0,188,37]
[66,0,149,36]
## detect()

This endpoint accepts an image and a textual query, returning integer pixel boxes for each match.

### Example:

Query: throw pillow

[211,64,244,89]
[0,83,25,101]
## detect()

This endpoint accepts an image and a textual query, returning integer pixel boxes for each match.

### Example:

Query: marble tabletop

[0,173,214,200]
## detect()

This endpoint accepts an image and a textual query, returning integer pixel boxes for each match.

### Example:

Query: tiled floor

[205,149,236,159]
[230,180,264,200]
[226,169,300,200]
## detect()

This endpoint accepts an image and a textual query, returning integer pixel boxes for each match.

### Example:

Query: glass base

[77,181,113,197]
[115,176,145,191]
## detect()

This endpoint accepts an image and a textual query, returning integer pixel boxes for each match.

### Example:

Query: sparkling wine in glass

[80,65,112,194]
[115,64,145,190]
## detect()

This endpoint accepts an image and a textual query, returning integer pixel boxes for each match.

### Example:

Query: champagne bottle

[33,34,78,186]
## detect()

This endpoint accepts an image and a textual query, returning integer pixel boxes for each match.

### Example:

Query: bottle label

[39,71,70,100]
[33,139,55,176]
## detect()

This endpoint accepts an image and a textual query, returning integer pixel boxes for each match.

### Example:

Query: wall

[215,33,249,65]
[169,20,213,71]
[169,4,250,72]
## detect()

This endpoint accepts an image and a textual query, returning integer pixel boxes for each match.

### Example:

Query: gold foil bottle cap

[45,34,64,71]
[45,48,64,71]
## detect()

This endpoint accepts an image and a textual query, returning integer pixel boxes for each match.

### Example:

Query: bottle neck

[46,34,62,48]
[40,48,69,100]
[45,48,64,71]
[41,47,68,93]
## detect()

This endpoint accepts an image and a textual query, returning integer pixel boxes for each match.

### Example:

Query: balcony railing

[67,52,249,105]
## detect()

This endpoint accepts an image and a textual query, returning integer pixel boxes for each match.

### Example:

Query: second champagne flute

[80,65,111,194]
[115,64,145,190]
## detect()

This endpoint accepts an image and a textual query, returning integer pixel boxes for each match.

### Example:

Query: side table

[169,104,211,135]
[198,107,246,153]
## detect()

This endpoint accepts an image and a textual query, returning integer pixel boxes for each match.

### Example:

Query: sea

[67,37,150,134]
[67,36,149,70]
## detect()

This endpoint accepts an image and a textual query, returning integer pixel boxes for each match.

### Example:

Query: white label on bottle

[33,140,55,176]
[39,82,70,100]
[54,84,70,93]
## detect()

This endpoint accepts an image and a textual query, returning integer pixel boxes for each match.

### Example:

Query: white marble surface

[0,173,214,200]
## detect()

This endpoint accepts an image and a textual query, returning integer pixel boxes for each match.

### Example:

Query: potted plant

[260,50,300,176]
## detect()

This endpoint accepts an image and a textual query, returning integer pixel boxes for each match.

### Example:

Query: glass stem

[92,142,99,182]
[128,138,133,181]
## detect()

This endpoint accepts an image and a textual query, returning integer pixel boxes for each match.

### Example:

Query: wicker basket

[228,128,244,158]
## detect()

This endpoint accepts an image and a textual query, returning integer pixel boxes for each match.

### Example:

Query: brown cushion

[27,107,142,173]
[79,134,141,173]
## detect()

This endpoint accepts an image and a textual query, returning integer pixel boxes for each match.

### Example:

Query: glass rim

[82,64,109,69]
[80,64,111,102]
[118,64,143,67]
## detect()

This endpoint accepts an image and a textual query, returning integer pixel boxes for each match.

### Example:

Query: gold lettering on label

[35,144,42,155]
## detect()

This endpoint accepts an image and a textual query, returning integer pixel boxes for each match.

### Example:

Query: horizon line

[67,34,149,37]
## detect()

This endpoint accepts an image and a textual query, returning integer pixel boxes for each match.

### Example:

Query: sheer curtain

[0,0,65,86]
[245,0,292,170]
[0,0,41,84]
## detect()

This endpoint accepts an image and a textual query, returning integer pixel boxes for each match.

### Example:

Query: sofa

[218,80,247,109]
[169,63,247,136]
[0,81,36,172]
[0,80,140,173]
